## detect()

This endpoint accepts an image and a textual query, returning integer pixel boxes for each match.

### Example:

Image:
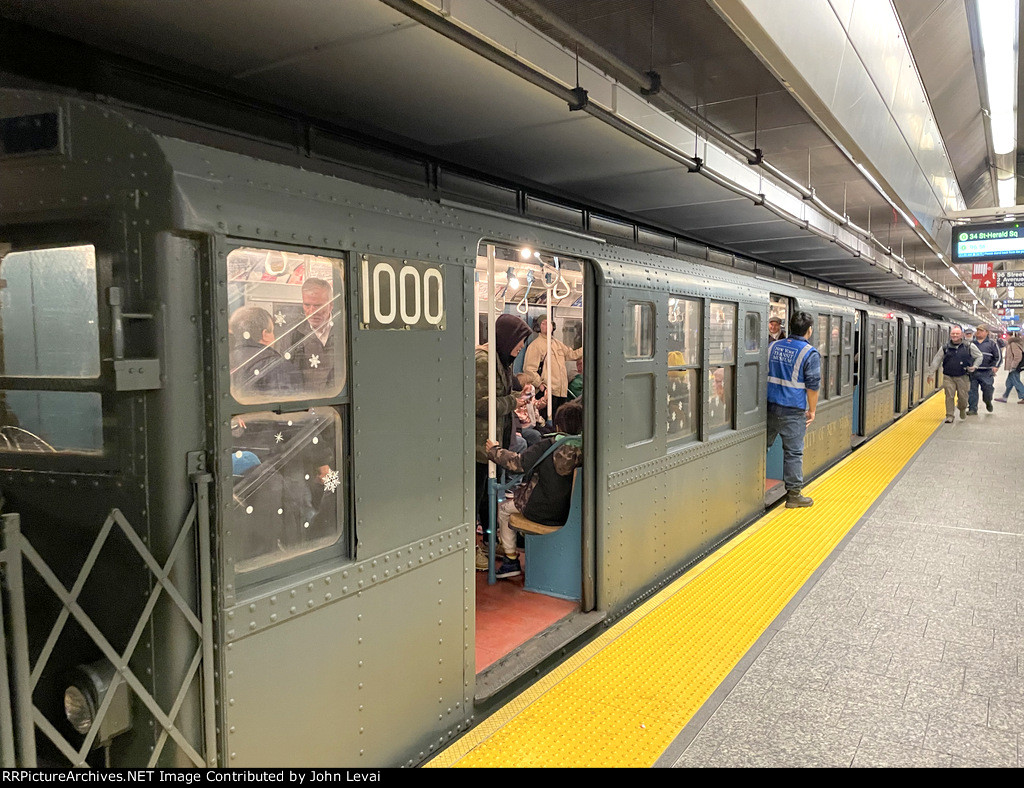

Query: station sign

[953,222,1024,263]
[997,271,1024,287]
[993,299,1024,309]
[1000,315,1020,322]
[1009,326,1022,333]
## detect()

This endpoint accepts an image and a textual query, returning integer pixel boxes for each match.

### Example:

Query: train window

[708,302,736,364]
[708,302,736,432]
[706,366,733,431]
[0,245,100,378]
[843,320,852,347]
[667,297,700,443]
[816,315,828,353]
[769,295,788,328]
[227,248,346,405]
[0,390,102,453]
[625,302,654,359]
[745,312,760,352]
[227,407,343,573]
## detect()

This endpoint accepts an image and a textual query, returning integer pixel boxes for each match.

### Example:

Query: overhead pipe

[383,0,975,315]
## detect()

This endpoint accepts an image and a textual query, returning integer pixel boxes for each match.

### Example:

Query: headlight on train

[63,659,132,745]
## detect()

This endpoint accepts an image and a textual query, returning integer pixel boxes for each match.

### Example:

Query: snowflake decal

[275,311,287,326]
[322,469,340,494]
[309,354,321,369]
[275,432,284,443]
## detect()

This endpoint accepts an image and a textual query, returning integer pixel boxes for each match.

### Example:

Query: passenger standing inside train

[475,313,533,571]
[966,324,1001,415]
[292,277,337,391]
[994,332,1024,403]
[930,326,981,423]
[766,311,820,508]
[229,306,297,395]
[524,316,583,415]
[768,316,786,343]
[485,400,584,579]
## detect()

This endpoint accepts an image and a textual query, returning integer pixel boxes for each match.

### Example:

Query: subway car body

[0,89,952,768]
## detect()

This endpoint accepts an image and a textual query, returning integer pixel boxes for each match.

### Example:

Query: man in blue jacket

[967,324,1001,415]
[767,311,820,508]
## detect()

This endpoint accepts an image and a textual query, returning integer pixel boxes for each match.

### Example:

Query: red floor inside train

[475,556,577,671]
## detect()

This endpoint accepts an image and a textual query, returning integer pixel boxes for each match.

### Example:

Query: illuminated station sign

[952,222,1024,263]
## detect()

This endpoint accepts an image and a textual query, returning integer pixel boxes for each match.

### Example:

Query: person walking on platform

[994,333,1024,403]
[966,324,1001,415]
[766,311,820,508]
[931,326,981,423]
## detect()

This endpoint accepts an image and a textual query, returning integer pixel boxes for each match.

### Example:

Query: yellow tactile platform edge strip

[428,394,945,768]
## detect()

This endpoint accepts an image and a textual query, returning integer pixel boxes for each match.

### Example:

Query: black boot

[785,490,814,508]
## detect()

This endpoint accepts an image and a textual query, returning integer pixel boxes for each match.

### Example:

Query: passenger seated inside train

[229,305,297,395]
[568,358,583,399]
[484,399,583,580]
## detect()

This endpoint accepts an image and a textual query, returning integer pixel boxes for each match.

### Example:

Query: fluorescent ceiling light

[998,176,1017,207]
[978,0,1018,156]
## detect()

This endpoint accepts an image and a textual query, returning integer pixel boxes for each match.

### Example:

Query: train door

[895,317,909,415]
[852,310,867,444]
[472,243,591,700]
[0,228,212,767]
[765,295,790,499]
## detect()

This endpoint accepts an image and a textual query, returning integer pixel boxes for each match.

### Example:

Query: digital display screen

[952,222,1024,263]
[0,112,62,158]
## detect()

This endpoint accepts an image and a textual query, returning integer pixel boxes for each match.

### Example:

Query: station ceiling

[0,0,1017,325]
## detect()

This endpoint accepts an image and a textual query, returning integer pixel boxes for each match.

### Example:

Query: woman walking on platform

[995,333,1024,403]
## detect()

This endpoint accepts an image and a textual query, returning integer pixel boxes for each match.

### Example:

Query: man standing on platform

[966,324,1001,416]
[931,326,981,423]
[766,311,820,508]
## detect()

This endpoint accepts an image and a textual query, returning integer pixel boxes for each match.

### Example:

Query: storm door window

[0,245,99,377]
[707,301,736,432]
[0,244,104,454]
[227,407,344,573]
[625,302,654,359]
[227,248,346,404]
[667,297,700,442]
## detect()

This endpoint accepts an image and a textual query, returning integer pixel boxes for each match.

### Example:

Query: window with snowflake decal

[227,247,346,405]
[227,407,343,573]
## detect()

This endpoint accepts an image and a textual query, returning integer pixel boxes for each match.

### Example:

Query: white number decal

[363,258,445,329]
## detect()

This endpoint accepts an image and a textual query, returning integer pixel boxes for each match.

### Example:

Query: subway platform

[430,373,1024,768]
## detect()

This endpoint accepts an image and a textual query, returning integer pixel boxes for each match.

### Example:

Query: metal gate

[0,472,216,767]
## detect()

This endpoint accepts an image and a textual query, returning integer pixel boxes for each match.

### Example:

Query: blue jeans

[968,370,995,411]
[767,404,806,492]
[1003,370,1024,400]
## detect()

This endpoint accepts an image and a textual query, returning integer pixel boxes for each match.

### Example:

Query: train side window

[0,245,100,377]
[667,297,700,443]
[625,302,654,359]
[227,407,344,574]
[707,301,735,432]
[769,295,788,328]
[842,318,852,387]
[227,247,346,405]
